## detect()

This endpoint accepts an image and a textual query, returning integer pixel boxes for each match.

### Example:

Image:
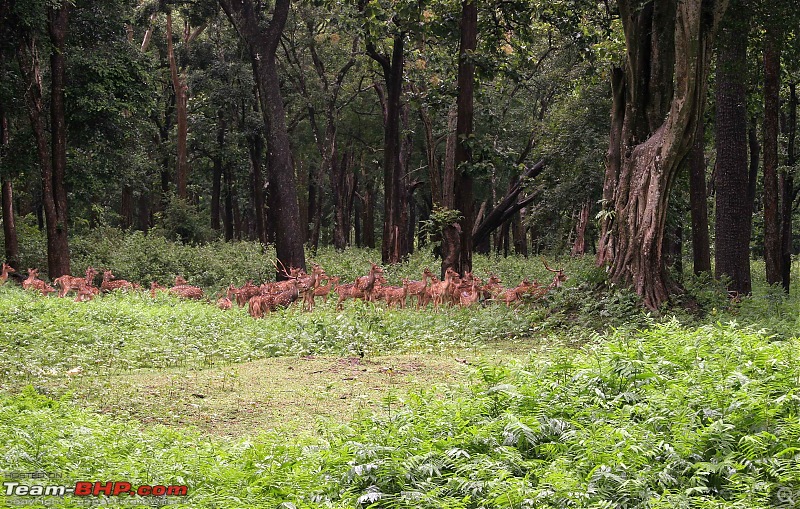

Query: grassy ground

[2,251,800,508]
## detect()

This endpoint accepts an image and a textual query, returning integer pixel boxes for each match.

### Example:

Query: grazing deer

[55,267,98,298]
[216,296,232,310]
[313,276,339,305]
[429,267,458,311]
[1,263,15,285]
[101,270,136,292]
[22,269,56,296]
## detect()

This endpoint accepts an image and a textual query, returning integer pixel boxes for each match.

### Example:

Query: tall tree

[218,0,306,276]
[16,2,72,277]
[688,122,711,274]
[441,0,476,276]
[714,0,751,296]
[597,0,728,309]
[762,19,782,286]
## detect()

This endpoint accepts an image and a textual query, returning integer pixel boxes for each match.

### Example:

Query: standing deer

[355,262,384,302]
[404,268,434,309]
[313,276,339,305]
[542,258,567,288]
[429,267,458,311]
[55,267,98,298]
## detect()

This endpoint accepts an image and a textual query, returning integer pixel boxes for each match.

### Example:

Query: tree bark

[0,101,18,267]
[211,112,224,232]
[17,7,72,278]
[441,0,477,276]
[781,83,796,292]
[597,67,626,264]
[166,12,189,200]
[762,24,782,286]
[688,122,711,274]
[601,0,726,309]
[366,34,408,264]
[571,199,591,256]
[219,0,306,276]
[248,131,267,245]
[714,1,751,296]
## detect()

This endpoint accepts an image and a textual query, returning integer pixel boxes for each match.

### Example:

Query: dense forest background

[0,0,798,308]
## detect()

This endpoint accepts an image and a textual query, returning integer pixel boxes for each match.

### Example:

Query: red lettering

[137,485,151,496]
[166,485,188,496]
[151,485,166,496]
[74,482,92,496]
[112,482,131,495]
[93,482,113,496]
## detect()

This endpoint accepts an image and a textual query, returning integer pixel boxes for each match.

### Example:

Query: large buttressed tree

[218,0,306,276]
[596,0,728,309]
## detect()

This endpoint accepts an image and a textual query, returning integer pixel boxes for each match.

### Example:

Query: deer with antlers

[54,267,98,298]
[1,263,15,285]
[22,269,56,296]
[542,257,567,288]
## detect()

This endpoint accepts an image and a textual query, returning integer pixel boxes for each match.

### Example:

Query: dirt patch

[63,354,469,437]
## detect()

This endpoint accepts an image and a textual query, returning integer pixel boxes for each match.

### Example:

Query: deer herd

[1,258,567,319]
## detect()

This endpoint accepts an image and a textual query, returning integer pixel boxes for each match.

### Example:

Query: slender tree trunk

[137,193,150,232]
[219,0,306,276]
[361,162,375,249]
[715,0,751,296]
[597,67,625,264]
[0,103,18,267]
[571,199,591,256]
[223,163,233,241]
[689,122,711,274]
[248,132,268,245]
[781,83,796,292]
[762,25,782,286]
[601,0,726,309]
[121,185,133,229]
[166,12,189,200]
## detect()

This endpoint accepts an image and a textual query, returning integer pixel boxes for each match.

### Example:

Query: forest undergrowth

[1,234,800,508]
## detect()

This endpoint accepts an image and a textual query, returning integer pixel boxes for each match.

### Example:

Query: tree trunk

[597,67,625,264]
[367,35,408,264]
[762,25,782,286]
[166,12,189,200]
[17,8,72,278]
[601,0,726,309]
[361,162,375,249]
[781,83,796,292]
[219,0,306,276]
[571,199,591,256]
[688,122,711,274]
[0,103,18,267]
[715,0,751,296]
[248,132,268,245]
[223,162,234,241]
[121,185,133,229]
